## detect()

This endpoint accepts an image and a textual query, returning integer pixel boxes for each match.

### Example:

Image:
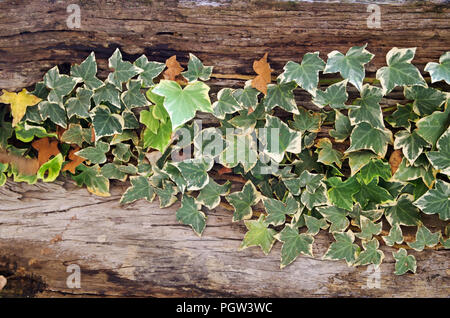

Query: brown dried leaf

[251,53,272,95]
[389,149,403,175]
[163,55,184,81]
[62,146,85,174]
[32,137,60,166]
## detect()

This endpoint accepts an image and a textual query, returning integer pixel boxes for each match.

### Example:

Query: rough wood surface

[0,180,449,297]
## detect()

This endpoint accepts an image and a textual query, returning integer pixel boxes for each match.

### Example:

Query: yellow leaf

[0,89,42,126]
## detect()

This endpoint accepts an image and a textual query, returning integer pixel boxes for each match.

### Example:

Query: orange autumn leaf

[251,53,272,95]
[389,149,403,175]
[62,146,85,174]
[56,126,67,140]
[32,137,60,166]
[90,125,95,143]
[163,55,184,81]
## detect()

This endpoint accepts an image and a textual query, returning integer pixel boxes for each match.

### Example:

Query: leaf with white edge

[376,47,426,95]
[259,115,302,163]
[134,55,165,87]
[424,51,450,84]
[65,87,93,119]
[101,163,132,181]
[392,158,435,188]
[75,141,109,164]
[122,110,139,130]
[382,223,404,246]
[262,194,299,226]
[196,179,231,210]
[212,88,242,119]
[275,224,314,269]
[38,101,67,128]
[416,106,450,147]
[164,163,188,193]
[291,107,323,133]
[349,85,384,129]
[193,127,224,160]
[304,215,329,235]
[330,111,352,142]
[326,176,359,211]
[93,83,121,109]
[347,151,378,176]
[14,123,56,143]
[174,158,214,191]
[393,248,416,275]
[228,102,265,129]
[324,44,374,91]
[70,52,103,90]
[404,85,446,116]
[182,53,213,82]
[264,82,299,114]
[121,80,150,109]
[315,138,342,168]
[176,195,206,236]
[440,237,450,249]
[394,130,429,164]
[107,49,142,90]
[355,216,382,240]
[359,159,391,184]
[233,84,260,108]
[226,181,260,222]
[240,215,276,255]
[353,177,393,207]
[154,180,179,208]
[386,103,419,131]
[61,124,91,147]
[407,225,440,251]
[278,52,325,95]
[354,238,384,268]
[301,184,328,210]
[317,205,349,233]
[72,164,110,197]
[427,127,450,176]
[298,170,324,193]
[323,230,360,266]
[153,80,212,129]
[312,80,350,109]
[90,105,124,141]
[37,153,63,182]
[43,66,80,103]
[346,122,392,157]
[385,194,421,226]
[220,132,258,173]
[120,175,155,204]
[112,143,132,162]
[414,179,449,221]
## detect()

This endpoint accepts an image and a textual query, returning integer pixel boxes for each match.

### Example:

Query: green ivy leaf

[228,102,265,129]
[315,138,342,168]
[240,215,276,255]
[393,248,416,275]
[0,162,7,186]
[93,83,121,109]
[120,175,155,204]
[262,194,299,226]
[264,82,298,114]
[196,179,231,210]
[317,205,349,233]
[173,158,214,191]
[122,110,139,130]
[407,225,440,251]
[275,224,314,268]
[291,107,323,133]
[90,105,124,141]
[349,85,384,129]
[233,84,260,109]
[355,216,382,240]
[301,184,328,210]
[353,177,393,208]
[404,85,446,116]
[359,159,391,184]
[424,51,450,84]
[354,238,384,268]
[65,87,93,119]
[385,194,421,226]
[61,123,92,147]
[112,143,132,162]
[134,55,165,87]
[44,66,80,103]
[386,103,419,131]
[0,121,13,149]
[38,101,67,128]
[323,230,360,266]
[298,170,324,193]
[101,163,135,181]
[329,110,352,142]
[416,107,450,147]
[76,141,109,164]
[346,122,392,157]
[176,194,206,236]
[37,153,63,182]
[414,179,449,221]
[14,122,56,143]
[347,151,378,176]
[182,53,213,82]
[226,181,260,222]
[427,127,450,176]
[382,223,404,246]
[326,176,359,211]
[312,80,349,109]
[107,49,142,89]
[72,164,110,197]
[376,47,426,95]
[220,132,258,173]
[154,180,179,208]
[393,130,429,165]
[70,52,103,90]
[212,88,242,119]
[324,44,374,91]
[304,215,329,235]
[121,80,150,109]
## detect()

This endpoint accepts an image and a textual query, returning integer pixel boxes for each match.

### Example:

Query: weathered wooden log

[0,180,449,297]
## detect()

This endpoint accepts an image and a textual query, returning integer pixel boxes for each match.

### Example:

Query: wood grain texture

[0,180,448,297]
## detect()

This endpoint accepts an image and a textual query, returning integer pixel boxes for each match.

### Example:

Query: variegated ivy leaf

[72,164,110,197]
[315,138,342,168]
[376,47,427,95]
[275,223,314,269]
[407,225,440,251]
[196,179,231,210]
[43,66,80,103]
[392,158,435,188]
[317,205,349,233]
[107,49,143,90]
[220,132,258,173]
[304,215,329,235]
[181,53,213,82]
[176,195,206,236]
[382,223,404,246]
[70,52,103,90]
[65,87,93,119]
[349,203,384,226]
[346,122,392,157]
[290,107,323,133]
[120,175,155,204]
[404,85,446,116]
[90,105,124,141]
[394,130,429,164]
[386,103,419,131]
[193,127,224,160]
[153,80,212,129]
[121,80,150,109]
[427,127,450,176]
[14,122,56,143]
[349,85,384,129]
[228,101,265,129]
[154,180,179,208]
[75,141,110,164]
[164,163,188,193]
[440,236,450,249]
[233,84,260,109]
[414,179,449,221]
[312,80,350,109]
[112,143,132,162]
[111,130,139,146]
[0,162,7,186]
[324,44,374,91]
[301,183,328,210]
[354,238,384,268]
[298,170,324,193]
[359,159,391,184]
[326,176,359,211]
[122,110,140,130]
[385,194,421,226]
[416,106,450,147]
[355,216,382,240]
[353,176,393,208]
[173,158,214,191]
[212,88,242,119]
[347,151,378,176]
[61,123,92,147]
[259,115,302,163]
[101,163,137,181]
[239,215,276,256]
[424,51,450,84]
[134,55,165,87]
[38,101,67,128]
[262,194,299,226]
[393,248,416,275]
[278,52,325,95]
[323,230,360,266]
[264,82,299,114]
[226,180,260,222]
[329,110,352,142]
[93,83,121,109]
[37,153,63,182]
